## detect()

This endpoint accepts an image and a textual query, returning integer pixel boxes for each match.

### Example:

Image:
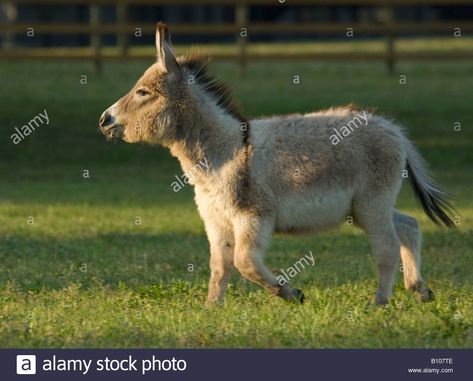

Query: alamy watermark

[277,250,315,286]
[329,110,368,146]
[10,109,49,144]
[171,157,209,192]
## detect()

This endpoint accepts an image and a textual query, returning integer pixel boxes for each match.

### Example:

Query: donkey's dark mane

[178,53,247,124]
[178,53,252,206]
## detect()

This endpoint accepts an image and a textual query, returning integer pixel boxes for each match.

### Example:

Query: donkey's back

[249,106,407,233]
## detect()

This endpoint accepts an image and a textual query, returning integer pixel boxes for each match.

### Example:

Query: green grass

[0,40,472,347]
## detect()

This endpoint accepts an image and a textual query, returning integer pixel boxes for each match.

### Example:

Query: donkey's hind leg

[355,204,401,305]
[367,223,400,305]
[393,210,434,302]
[233,215,304,303]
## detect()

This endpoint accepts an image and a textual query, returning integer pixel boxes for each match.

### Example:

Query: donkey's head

[99,23,185,145]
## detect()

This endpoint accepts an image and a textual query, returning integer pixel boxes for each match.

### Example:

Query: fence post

[90,4,101,73]
[384,6,395,75]
[117,2,128,59]
[235,4,248,75]
[1,2,18,50]
[386,33,395,74]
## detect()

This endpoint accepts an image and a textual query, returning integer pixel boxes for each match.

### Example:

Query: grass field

[0,48,472,347]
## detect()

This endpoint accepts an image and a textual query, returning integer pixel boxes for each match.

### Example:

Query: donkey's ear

[156,22,181,78]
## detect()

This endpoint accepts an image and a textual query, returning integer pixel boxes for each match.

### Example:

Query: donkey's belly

[274,189,353,233]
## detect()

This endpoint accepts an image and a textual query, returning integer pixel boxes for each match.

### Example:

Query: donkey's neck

[169,87,246,182]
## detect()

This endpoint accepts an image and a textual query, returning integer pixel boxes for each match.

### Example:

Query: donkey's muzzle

[99,109,124,140]
[99,110,113,128]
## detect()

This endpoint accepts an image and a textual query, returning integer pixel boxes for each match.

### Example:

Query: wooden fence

[1,0,472,73]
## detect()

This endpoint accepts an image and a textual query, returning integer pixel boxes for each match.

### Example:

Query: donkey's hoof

[204,300,223,309]
[277,286,305,303]
[375,294,389,306]
[291,288,305,304]
[415,287,434,303]
[411,283,434,303]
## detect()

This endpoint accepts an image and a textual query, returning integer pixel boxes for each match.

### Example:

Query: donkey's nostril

[99,111,112,127]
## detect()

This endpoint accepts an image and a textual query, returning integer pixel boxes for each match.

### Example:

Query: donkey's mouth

[100,124,124,141]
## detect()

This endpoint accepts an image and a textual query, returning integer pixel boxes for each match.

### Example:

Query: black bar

[2,349,471,381]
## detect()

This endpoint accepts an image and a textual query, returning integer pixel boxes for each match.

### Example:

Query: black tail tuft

[406,162,457,228]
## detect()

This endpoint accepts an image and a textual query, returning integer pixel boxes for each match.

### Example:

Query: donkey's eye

[136,88,151,97]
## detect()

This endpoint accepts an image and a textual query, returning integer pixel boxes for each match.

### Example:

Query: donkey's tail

[405,139,457,228]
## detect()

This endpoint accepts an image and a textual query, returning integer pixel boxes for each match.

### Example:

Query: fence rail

[1,0,472,73]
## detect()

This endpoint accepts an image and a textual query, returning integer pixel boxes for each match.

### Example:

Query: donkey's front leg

[204,220,235,306]
[233,215,304,303]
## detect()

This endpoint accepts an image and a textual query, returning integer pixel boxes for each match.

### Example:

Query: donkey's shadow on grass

[3,230,468,299]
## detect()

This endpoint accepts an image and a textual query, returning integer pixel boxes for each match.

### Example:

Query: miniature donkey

[99,23,456,306]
